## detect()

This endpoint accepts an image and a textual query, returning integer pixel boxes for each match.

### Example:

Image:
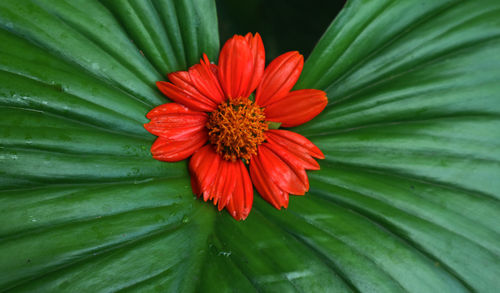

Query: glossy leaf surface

[1,0,499,292]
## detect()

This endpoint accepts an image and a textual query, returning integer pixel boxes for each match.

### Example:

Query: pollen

[207,98,268,162]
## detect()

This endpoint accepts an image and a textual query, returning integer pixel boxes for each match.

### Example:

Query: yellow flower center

[207,98,268,162]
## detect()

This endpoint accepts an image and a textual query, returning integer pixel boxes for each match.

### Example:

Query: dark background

[216,0,346,62]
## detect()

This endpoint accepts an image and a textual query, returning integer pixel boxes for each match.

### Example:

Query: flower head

[144,33,327,220]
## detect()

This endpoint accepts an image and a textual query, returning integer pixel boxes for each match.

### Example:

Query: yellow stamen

[207,98,268,162]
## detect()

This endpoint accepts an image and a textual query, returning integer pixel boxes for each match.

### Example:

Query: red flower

[144,33,327,220]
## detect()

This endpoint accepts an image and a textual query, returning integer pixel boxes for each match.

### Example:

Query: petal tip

[231,211,249,221]
[155,81,166,90]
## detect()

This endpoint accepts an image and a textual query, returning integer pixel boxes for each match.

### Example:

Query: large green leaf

[1,0,499,292]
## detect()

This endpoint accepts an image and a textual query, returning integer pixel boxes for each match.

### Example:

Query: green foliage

[1,0,499,292]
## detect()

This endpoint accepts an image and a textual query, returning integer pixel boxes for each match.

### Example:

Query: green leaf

[1,0,499,292]
[267,121,281,130]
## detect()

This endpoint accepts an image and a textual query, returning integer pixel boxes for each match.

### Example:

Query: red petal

[210,160,237,208]
[218,34,255,99]
[226,161,253,220]
[250,144,308,208]
[150,132,207,162]
[255,51,304,107]
[146,102,189,119]
[187,54,226,105]
[244,32,265,96]
[265,89,328,127]
[144,103,208,140]
[156,55,225,112]
[190,145,221,200]
[266,129,324,160]
[189,145,253,220]
[145,115,206,140]
[144,103,208,162]
[157,80,216,112]
[250,152,289,209]
[264,141,309,191]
